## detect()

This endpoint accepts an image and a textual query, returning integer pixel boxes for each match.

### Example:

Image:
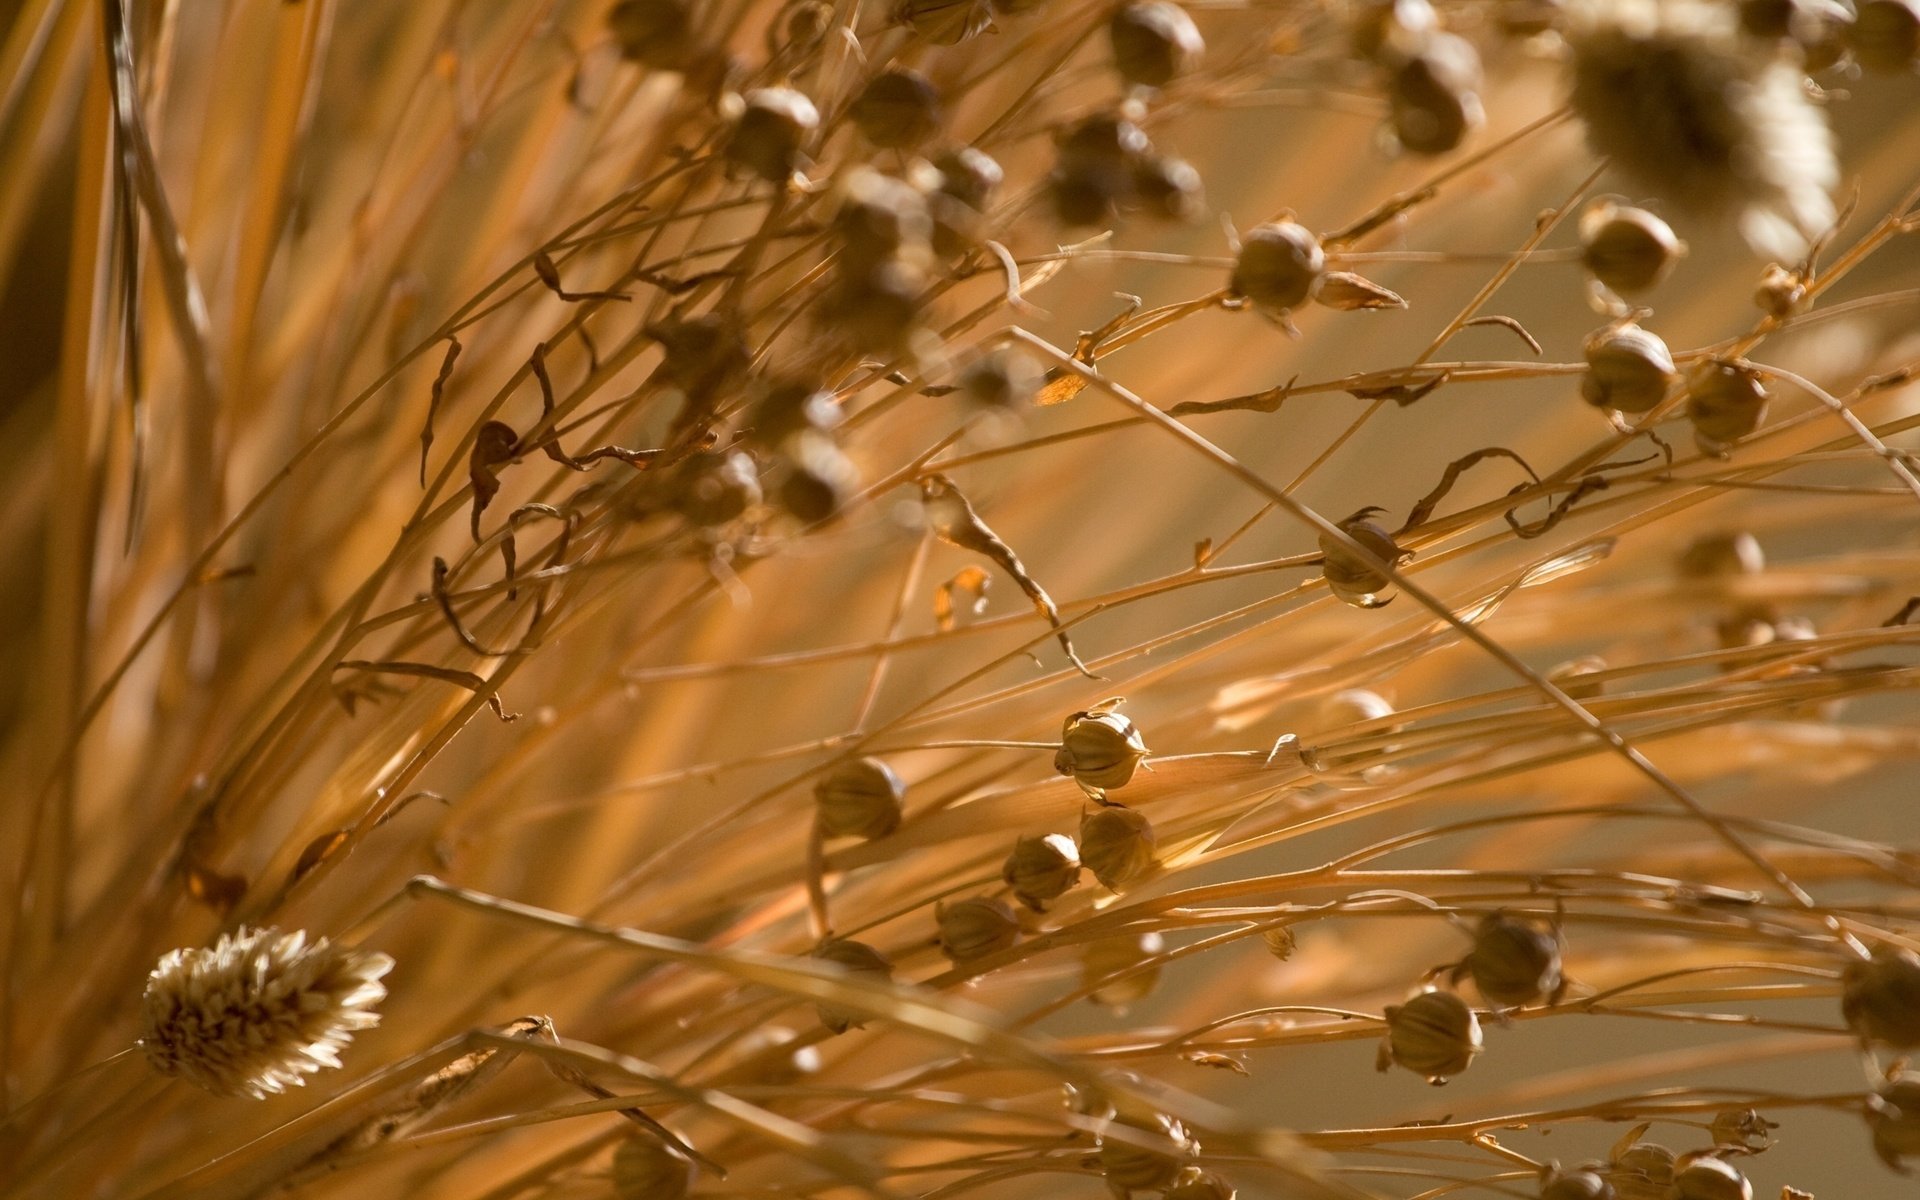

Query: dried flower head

[1564,0,1837,257]
[1378,988,1483,1083]
[1003,832,1082,909]
[1055,707,1151,796]
[1230,220,1326,314]
[1080,805,1158,891]
[1686,359,1771,450]
[139,927,393,1098]
[1867,1073,1920,1172]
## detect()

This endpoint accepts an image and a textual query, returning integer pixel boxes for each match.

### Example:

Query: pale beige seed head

[139,926,393,1099]
[1079,805,1157,891]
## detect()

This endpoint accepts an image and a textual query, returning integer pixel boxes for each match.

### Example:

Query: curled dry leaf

[933,565,992,631]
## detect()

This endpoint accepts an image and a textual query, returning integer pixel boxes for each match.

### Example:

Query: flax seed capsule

[1109,2,1205,89]
[1378,989,1482,1083]
[1458,912,1563,1006]
[1230,220,1325,313]
[727,87,818,183]
[1099,1114,1196,1193]
[1868,1074,1920,1171]
[899,0,993,43]
[1607,1142,1676,1200]
[1686,360,1770,448]
[1320,509,1404,609]
[937,896,1019,962]
[1055,709,1150,795]
[1581,324,1676,414]
[1003,833,1081,910]
[851,68,942,150]
[1079,805,1157,891]
[1540,1167,1614,1200]
[612,1133,694,1200]
[1132,155,1206,222]
[814,757,904,840]
[608,0,694,69]
[1084,931,1164,1008]
[1670,1155,1751,1200]
[1580,202,1683,293]
[1842,945,1920,1047]
[1385,32,1484,155]
[810,938,894,1034]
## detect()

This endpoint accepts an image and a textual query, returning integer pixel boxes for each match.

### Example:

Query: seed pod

[1378,989,1482,1083]
[1048,165,1123,227]
[1686,360,1770,449]
[1055,709,1151,795]
[612,1133,695,1200]
[1319,509,1405,609]
[1581,324,1676,414]
[1167,1167,1237,1200]
[960,347,1041,410]
[1787,0,1855,70]
[1351,0,1438,61]
[810,938,894,1034]
[833,169,932,276]
[1314,271,1407,311]
[1050,113,1152,226]
[851,68,942,150]
[1607,1142,1676,1200]
[607,0,694,69]
[1003,833,1081,910]
[777,431,860,523]
[1679,531,1764,579]
[1132,155,1206,222]
[1084,931,1165,1008]
[1867,1074,1920,1172]
[934,146,1004,210]
[937,896,1019,962]
[1842,944,1920,1047]
[1080,805,1157,891]
[1385,32,1485,155]
[899,0,993,43]
[826,259,928,353]
[1262,925,1297,960]
[651,313,753,403]
[1708,1108,1778,1153]
[1230,220,1326,313]
[1099,1113,1196,1193]
[1541,1166,1614,1200]
[1753,262,1809,319]
[1851,0,1920,70]
[1670,1155,1751,1200]
[814,756,904,840]
[1580,202,1684,294]
[674,451,761,527]
[778,1,834,51]
[1457,912,1563,1006]
[1109,2,1205,88]
[727,87,819,183]
[749,379,840,449]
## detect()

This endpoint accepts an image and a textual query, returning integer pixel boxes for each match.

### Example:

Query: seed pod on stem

[726,87,819,183]
[1083,931,1165,1008]
[937,896,1020,962]
[607,0,695,68]
[1230,220,1325,314]
[851,68,942,150]
[1451,911,1564,1007]
[1055,708,1150,797]
[1842,944,1920,1047]
[613,1133,696,1200]
[1384,31,1485,155]
[1669,1154,1751,1200]
[1580,202,1684,294]
[1080,805,1157,891]
[1686,360,1770,450]
[810,938,894,1034]
[1867,1074,1920,1172]
[1109,2,1205,89]
[1581,323,1676,414]
[1098,1113,1197,1193]
[1320,507,1406,609]
[1003,833,1081,910]
[1540,1166,1615,1200]
[1377,988,1482,1083]
[814,756,905,840]
[1607,1140,1676,1200]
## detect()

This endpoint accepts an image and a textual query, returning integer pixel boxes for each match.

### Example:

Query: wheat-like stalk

[3,1,1920,1198]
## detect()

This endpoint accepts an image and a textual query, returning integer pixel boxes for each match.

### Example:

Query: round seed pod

[1580,202,1684,293]
[1351,0,1438,61]
[1050,113,1152,226]
[1132,155,1206,222]
[899,0,993,43]
[1541,1166,1614,1200]
[1850,0,1920,71]
[727,87,819,183]
[1788,0,1855,70]
[827,259,929,354]
[1607,1142,1676,1200]
[934,146,1005,210]
[674,451,761,527]
[1581,324,1676,414]
[1313,271,1407,311]
[851,68,942,150]
[1679,531,1765,579]
[1753,263,1809,319]
[777,1,834,52]
[960,347,1041,410]
[1867,1074,1920,1172]
[1686,360,1770,448]
[1109,2,1205,89]
[613,1133,694,1200]
[1841,944,1920,1047]
[1084,931,1165,1008]
[1048,165,1123,227]
[1167,1167,1238,1200]
[1459,912,1563,1007]
[1230,220,1326,313]
[651,313,753,402]
[937,896,1019,962]
[815,756,905,840]
[1670,1155,1751,1200]
[1319,510,1404,609]
[833,169,932,277]
[1378,989,1482,1083]
[1385,32,1485,155]
[777,431,859,523]
[1708,1108,1778,1153]
[1262,925,1297,960]
[1055,709,1151,795]
[608,0,695,68]
[749,378,841,448]
[810,937,894,1034]
[1099,1114,1196,1193]
[1079,805,1157,891]
[1003,833,1081,910]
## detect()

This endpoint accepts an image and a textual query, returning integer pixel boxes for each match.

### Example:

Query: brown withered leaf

[1400,447,1540,534]
[1034,370,1088,407]
[1314,271,1406,311]
[934,565,992,631]
[334,658,519,722]
[921,475,1096,677]
[529,342,661,471]
[532,250,630,303]
[420,338,461,487]
[468,421,520,541]
[1168,375,1296,418]
[1348,370,1449,408]
[291,830,350,884]
[429,556,516,658]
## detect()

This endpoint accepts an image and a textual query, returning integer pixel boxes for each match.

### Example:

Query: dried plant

[3,2,1920,1199]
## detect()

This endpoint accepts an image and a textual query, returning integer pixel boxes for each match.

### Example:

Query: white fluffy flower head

[139,926,394,1099]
